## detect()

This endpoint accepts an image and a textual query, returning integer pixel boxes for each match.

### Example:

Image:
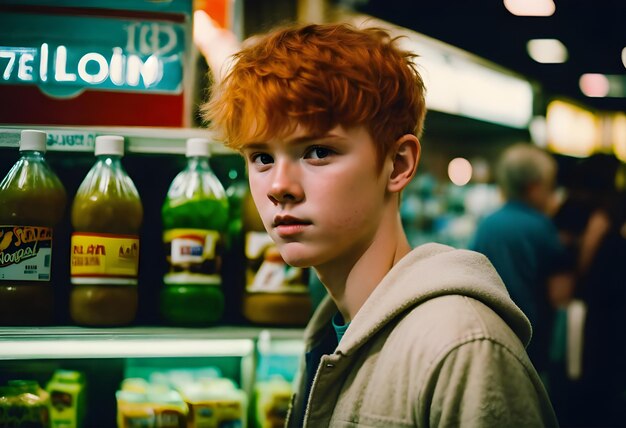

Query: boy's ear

[388,134,421,193]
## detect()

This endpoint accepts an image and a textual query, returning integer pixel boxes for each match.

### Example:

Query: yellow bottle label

[70,232,139,285]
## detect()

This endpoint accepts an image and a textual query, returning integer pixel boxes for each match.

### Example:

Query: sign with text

[0,12,186,97]
[0,1,192,126]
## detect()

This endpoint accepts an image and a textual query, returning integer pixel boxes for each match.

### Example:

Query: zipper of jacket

[301,356,328,426]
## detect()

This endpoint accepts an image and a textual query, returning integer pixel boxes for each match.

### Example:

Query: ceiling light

[579,74,610,97]
[527,39,568,63]
[546,100,599,158]
[622,47,626,69]
[503,0,555,16]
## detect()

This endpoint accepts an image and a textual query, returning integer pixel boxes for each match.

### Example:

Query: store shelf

[0,326,304,360]
[0,125,235,155]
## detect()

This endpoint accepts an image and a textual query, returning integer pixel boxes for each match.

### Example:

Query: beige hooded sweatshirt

[286,243,558,427]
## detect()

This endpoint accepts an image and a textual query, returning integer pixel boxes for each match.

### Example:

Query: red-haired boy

[203,22,557,427]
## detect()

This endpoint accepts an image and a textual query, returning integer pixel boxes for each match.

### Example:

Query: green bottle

[161,138,229,325]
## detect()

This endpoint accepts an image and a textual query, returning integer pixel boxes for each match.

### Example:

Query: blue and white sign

[0,10,188,97]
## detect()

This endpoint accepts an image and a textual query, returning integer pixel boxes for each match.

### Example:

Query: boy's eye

[252,153,274,165]
[306,146,332,160]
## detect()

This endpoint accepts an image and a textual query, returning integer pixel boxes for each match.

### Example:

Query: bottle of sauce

[0,130,66,325]
[69,135,143,326]
[242,189,312,325]
[160,138,229,325]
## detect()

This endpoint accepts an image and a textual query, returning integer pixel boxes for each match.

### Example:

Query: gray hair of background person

[496,143,557,201]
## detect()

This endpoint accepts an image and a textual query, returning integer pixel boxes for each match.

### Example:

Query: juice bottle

[69,135,143,326]
[241,189,312,325]
[160,138,229,325]
[0,130,66,325]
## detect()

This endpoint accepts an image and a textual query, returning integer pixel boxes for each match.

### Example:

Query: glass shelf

[0,125,235,155]
[0,326,304,360]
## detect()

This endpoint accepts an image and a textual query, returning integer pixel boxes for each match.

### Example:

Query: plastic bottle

[160,138,229,325]
[241,189,312,325]
[0,130,66,325]
[221,169,248,323]
[69,135,143,326]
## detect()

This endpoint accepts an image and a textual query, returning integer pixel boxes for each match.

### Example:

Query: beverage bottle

[160,138,229,325]
[241,189,312,325]
[69,135,143,326]
[221,170,247,323]
[0,130,66,325]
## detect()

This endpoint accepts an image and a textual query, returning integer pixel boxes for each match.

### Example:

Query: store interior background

[0,0,625,426]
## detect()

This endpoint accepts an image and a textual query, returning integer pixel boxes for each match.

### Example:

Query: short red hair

[202,23,426,165]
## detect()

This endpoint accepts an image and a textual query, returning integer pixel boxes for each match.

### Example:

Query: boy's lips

[273,215,312,237]
[272,214,312,227]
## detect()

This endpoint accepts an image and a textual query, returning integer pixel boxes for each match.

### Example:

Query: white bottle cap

[95,135,125,156]
[186,138,212,158]
[19,130,47,152]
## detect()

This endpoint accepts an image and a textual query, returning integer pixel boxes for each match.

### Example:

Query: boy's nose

[267,160,304,205]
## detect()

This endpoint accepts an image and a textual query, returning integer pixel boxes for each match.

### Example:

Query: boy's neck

[315,203,411,323]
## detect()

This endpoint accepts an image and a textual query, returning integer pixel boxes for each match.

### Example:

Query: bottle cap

[186,138,212,158]
[95,135,125,156]
[19,130,47,152]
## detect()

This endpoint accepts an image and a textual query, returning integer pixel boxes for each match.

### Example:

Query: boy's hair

[496,143,556,201]
[202,23,426,167]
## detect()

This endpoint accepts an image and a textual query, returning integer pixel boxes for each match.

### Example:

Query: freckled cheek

[316,181,378,232]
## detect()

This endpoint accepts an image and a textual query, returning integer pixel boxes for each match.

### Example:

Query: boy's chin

[280,253,313,268]
[277,245,318,268]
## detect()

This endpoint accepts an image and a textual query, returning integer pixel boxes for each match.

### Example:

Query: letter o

[78,53,109,84]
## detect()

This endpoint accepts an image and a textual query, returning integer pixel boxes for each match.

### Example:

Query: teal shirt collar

[332,312,350,344]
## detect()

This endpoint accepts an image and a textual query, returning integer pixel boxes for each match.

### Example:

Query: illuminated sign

[0,12,186,97]
[345,14,534,129]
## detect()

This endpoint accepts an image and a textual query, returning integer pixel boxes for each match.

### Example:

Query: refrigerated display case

[0,1,303,424]
[0,125,307,426]
[0,326,304,427]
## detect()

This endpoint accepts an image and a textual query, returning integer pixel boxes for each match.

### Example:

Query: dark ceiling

[351,0,626,113]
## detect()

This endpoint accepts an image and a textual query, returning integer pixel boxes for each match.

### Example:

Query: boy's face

[242,125,391,269]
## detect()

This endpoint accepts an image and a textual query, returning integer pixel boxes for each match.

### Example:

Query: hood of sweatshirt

[304,242,532,356]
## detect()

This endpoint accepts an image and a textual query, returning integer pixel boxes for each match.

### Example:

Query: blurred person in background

[471,144,569,380]
[199,15,557,427]
[553,155,626,426]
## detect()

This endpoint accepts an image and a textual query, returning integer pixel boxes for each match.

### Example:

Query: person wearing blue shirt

[471,143,567,374]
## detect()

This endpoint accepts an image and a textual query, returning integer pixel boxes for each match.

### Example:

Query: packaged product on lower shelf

[0,380,50,428]
[117,368,247,428]
[46,370,86,428]
[254,376,292,428]
[116,389,188,428]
